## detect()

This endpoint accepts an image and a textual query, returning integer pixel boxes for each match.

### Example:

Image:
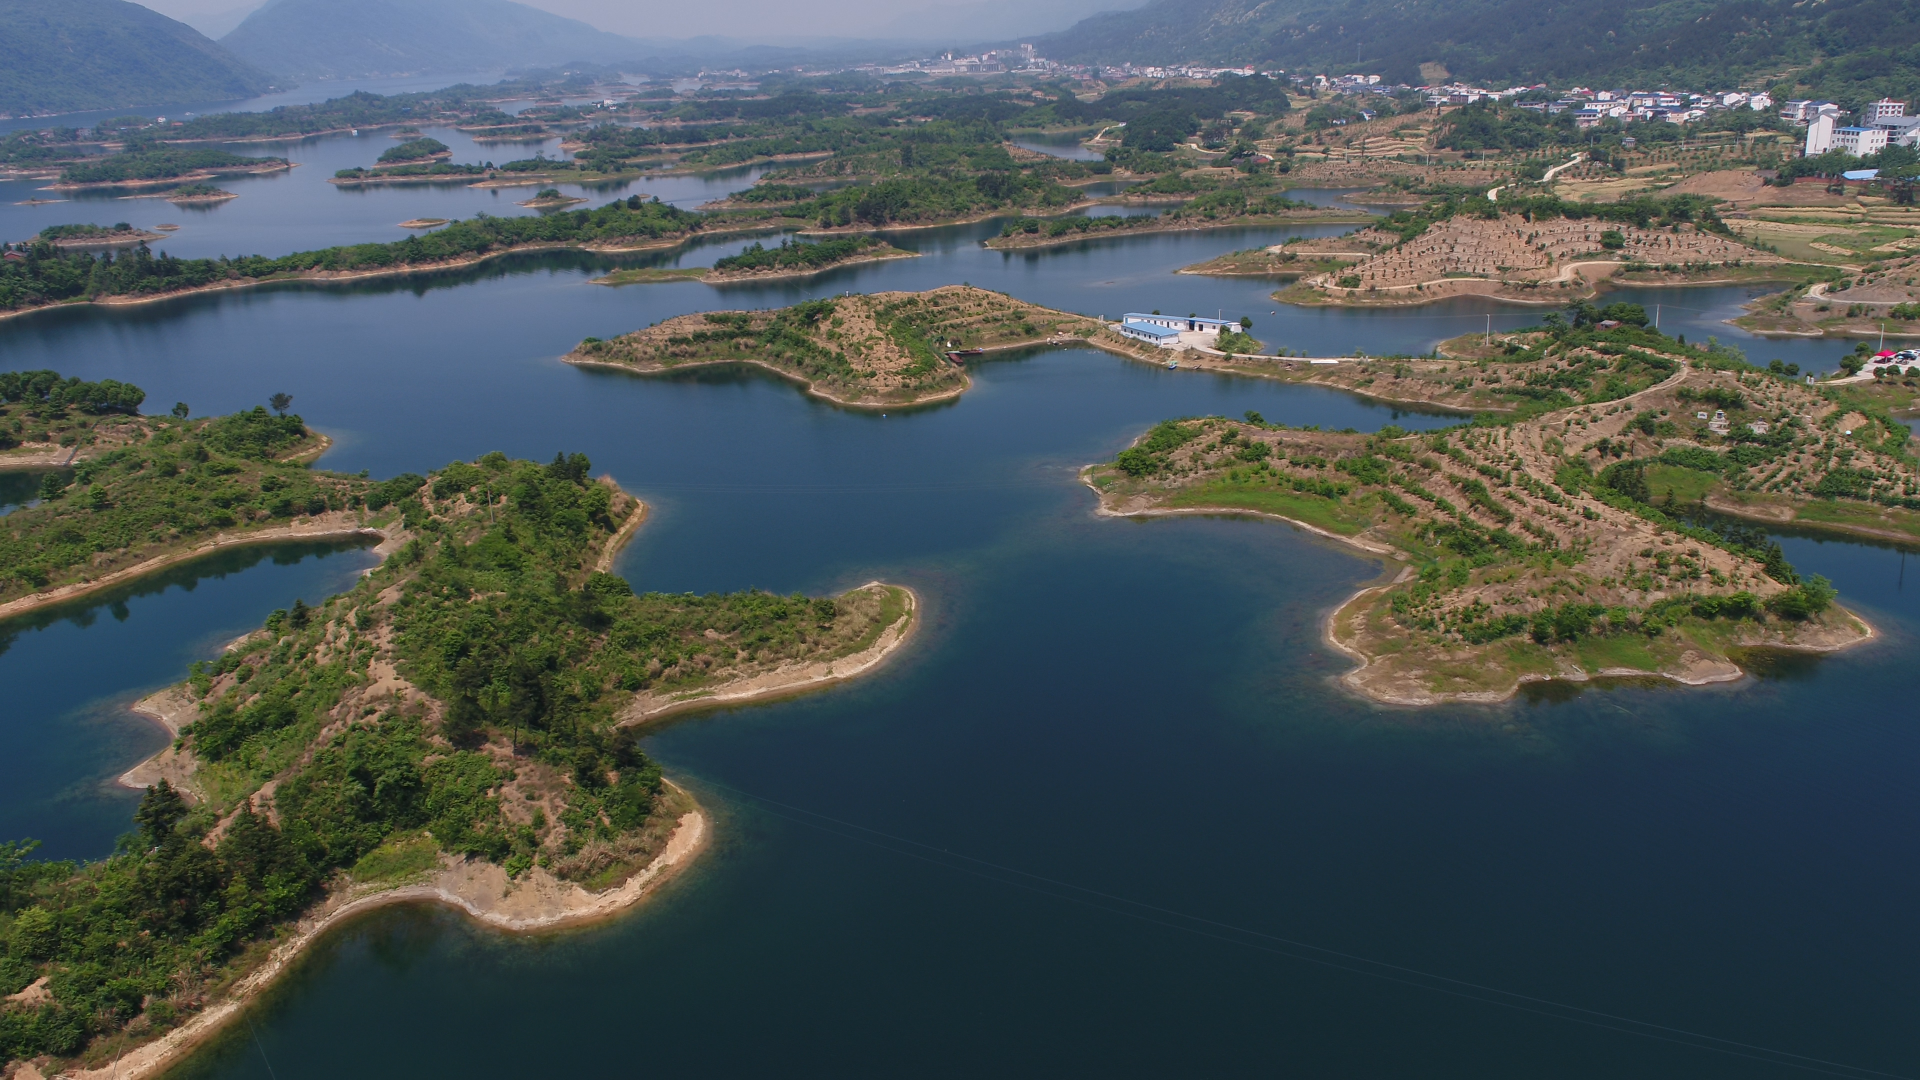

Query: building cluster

[1318,78,1777,128]
[1518,87,1775,127]
[1791,98,1918,157]
[871,45,1078,77]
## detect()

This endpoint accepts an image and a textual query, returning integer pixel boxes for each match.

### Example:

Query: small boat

[1166,359,1179,369]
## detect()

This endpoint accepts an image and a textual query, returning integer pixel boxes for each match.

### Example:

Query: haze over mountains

[8,0,1917,120]
[0,0,271,117]
[1033,0,1920,98]
[217,0,650,80]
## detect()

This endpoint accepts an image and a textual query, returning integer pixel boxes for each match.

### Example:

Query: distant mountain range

[0,0,273,117]
[217,0,658,80]
[1032,0,1920,101]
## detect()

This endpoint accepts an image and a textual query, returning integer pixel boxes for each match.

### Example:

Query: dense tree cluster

[0,371,144,415]
[0,396,353,596]
[58,145,285,185]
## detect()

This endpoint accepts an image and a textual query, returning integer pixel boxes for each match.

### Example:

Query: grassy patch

[349,833,441,884]
[1573,633,1660,672]
[1645,463,1720,504]
[591,267,707,286]
[834,584,910,657]
[1165,480,1375,535]
[1794,499,1920,539]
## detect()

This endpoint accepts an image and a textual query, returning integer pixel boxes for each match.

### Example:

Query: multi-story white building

[1865,98,1907,124]
[1804,104,1844,154]
[1833,125,1889,156]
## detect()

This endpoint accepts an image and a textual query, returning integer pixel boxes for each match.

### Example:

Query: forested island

[50,147,292,191]
[593,236,915,286]
[988,175,1372,248]
[1084,315,1900,703]
[568,286,1111,407]
[0,388,915,1076]
[0,197,703,317]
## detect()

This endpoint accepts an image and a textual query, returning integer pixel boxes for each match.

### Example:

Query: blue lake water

[0,149,1910,1077]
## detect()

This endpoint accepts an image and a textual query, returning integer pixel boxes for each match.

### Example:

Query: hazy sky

[135,0,1141,43]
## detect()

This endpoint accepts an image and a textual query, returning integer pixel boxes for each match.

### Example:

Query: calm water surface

[0,185,1910,1077]
[0,127,781,258]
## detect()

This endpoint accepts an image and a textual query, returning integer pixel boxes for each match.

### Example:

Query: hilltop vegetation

[57,145,286,186]
[570,286,1098,407]
[1088,321,1893,701]
[1034,0,1920,103]
[0,446,909,1071]
[0,379,358,601]
[0,0,270,117]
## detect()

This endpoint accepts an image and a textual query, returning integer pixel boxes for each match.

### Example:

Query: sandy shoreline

[621,583,918,727]
[590,248,919,288]
[0,230,788,325]
[0,518,386,624]
[55,809,709,1080]
[1080,462,1875,707]
[34,493,918,1080]
[594,495,649,572]
[43,162,297,193]
[566,354,973,411]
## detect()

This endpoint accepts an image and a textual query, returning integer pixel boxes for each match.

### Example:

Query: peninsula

[0,445,915,1079]
[1085,322,1902,703]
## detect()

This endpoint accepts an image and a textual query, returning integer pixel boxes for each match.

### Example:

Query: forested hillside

[0,0,272,117]
[220,0,652,80]
[1034,0,1920,101]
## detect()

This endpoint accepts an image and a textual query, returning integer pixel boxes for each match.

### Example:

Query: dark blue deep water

[0,161,1911,1078]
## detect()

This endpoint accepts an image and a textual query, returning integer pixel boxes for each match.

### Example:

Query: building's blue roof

[1119,320,1182,339]
[1842,168,1880,180]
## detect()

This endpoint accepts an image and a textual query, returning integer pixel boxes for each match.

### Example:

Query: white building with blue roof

[1116,313,1238,348]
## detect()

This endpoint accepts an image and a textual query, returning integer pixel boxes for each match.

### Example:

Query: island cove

[0,426,917,1077]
